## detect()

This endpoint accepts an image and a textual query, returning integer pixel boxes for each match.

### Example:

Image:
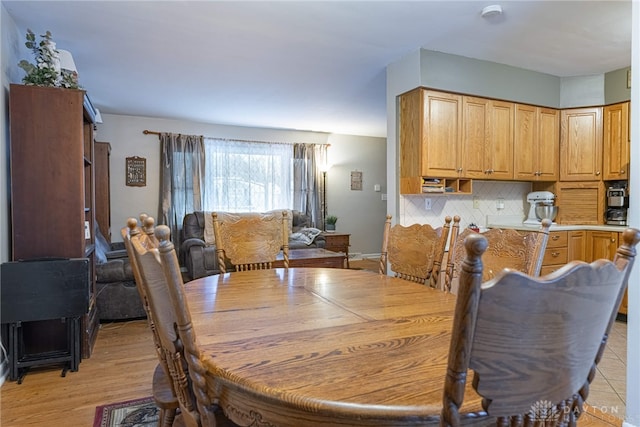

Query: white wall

[1,3,21,264]
[624,3,639,425]
[325,133,387,256]
[96,113,386,255]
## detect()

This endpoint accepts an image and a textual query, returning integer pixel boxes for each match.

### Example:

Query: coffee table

[273,248,346,268]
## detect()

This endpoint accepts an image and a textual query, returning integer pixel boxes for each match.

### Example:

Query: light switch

[374,184,381,192]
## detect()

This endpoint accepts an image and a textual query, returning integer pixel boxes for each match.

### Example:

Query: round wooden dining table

[184,267,486,426]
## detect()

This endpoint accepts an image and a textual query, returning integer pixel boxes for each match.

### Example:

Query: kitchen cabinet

[586,230,627,316]
[540,229,627,317]
[513,105,559,181]
[540,231,568,276]
[559,107,603,181]
[586,230,618,262]
[399,88,470,194]
[567,230,587,262]
[603,102,630,181]
[463,96,514,180]
[420,90,463,178]
[540,230,585,276]
[533,180,605,225]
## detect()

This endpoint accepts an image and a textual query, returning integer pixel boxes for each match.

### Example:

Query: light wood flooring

[0,259,625,426]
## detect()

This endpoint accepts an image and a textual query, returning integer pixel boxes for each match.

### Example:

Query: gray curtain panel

[293,143,327,228]
[159,132,205,256]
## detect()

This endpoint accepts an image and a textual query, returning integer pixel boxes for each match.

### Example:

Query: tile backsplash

[400,181,532,228]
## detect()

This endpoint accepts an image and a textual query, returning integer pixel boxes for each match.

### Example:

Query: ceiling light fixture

[481,4,503,18]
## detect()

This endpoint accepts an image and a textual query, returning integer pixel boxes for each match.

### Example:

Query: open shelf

[400,177,473,195]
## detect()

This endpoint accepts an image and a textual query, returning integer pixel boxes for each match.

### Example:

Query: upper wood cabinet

[399,89,464,194]
[513,105,559,181]
[560,107,603,181]
[463,96,514,180]
[603,102,630,181]
[420,90,464,178]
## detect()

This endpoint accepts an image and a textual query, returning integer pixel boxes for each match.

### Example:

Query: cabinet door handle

[596,171,601,176]
[621,170,626,174]
[552,235,560,241]
[551,252,560,257]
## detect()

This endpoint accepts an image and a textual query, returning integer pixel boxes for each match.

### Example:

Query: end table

[321,232,351,268]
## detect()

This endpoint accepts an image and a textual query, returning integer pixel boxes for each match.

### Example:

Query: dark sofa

[94,225,146,321]
[181,210,325,280]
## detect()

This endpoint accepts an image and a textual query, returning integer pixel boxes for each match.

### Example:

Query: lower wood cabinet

[586,231,627,316]
[541,230,626,315]
[540,230,584,276]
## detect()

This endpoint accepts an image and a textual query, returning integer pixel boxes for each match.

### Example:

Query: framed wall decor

[126,156,147,187]
[350,171,363,191]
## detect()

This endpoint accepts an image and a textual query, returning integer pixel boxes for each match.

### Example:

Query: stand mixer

[524,191,556,225]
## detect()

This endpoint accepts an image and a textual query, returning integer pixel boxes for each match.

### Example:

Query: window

[202,138,293,212]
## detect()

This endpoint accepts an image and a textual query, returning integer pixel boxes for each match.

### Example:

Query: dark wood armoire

[7,84,99,364]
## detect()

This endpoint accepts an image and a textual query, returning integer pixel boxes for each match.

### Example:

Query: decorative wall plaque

[350,171,362,191]
[126,156,147,187]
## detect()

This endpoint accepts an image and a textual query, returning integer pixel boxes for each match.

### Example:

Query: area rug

[93,396,159,427]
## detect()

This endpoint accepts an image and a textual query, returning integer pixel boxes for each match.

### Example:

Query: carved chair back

[122,215,183,427]
[212,211,289,273]
[445,219,551,293]
[379,215,458,288]
[129,220,203,427]
[442,228,640,426]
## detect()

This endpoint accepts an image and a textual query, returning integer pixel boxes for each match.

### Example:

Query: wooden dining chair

[129,219,238,427]
[442,228,640,426]
[212,210,289,273]
[379,215,459,288]
[444,219,552,293]
[121,215,180,427]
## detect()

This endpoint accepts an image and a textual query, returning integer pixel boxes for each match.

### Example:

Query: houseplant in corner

[325,215,338,232]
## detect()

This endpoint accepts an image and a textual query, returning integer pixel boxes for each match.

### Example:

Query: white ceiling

[3,1,632,138]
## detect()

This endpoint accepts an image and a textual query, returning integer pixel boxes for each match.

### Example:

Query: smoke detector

[481,4,503,18]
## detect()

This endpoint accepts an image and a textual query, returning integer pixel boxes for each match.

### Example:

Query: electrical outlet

[425,198,432,210]
[496,198,505,210]
[473,197,480,209]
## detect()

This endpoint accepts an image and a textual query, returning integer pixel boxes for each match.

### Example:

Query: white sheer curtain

[202,138,293,212]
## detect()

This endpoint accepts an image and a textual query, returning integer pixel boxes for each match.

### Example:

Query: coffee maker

[606,185,628,225]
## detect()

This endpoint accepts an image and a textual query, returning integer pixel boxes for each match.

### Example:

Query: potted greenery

[325,215,338,232]
[18,29,79,89]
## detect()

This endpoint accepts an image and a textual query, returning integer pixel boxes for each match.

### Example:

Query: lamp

[58,49,77,73]
[320,163,332,231]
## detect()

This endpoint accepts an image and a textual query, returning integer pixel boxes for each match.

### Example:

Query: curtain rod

[142,129,330,146]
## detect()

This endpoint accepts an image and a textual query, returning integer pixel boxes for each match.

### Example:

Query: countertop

[488,223,628,233]
[485,215,628,233]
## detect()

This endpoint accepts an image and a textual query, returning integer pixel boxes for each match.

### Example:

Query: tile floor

[587,320,627,418]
